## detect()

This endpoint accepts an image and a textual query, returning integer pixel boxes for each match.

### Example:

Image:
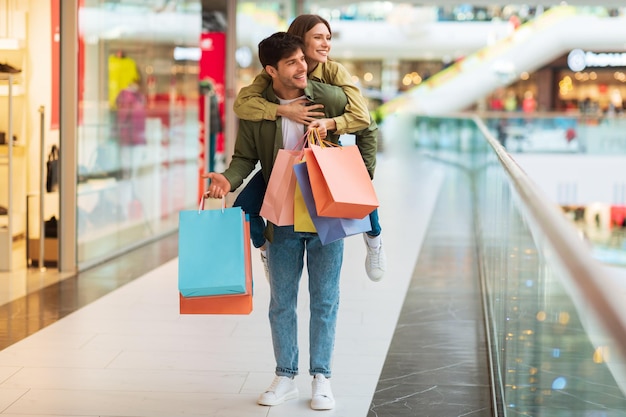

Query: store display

[0,48,25,271]
[0,132,17,145]
[108,52,139,109]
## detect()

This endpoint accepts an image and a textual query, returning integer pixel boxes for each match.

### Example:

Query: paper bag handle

[198,196,226,213]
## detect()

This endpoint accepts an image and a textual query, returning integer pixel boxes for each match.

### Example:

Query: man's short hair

[258,32,305,69]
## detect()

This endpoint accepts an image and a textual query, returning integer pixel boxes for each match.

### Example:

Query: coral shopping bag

[305,143,378,219]
[179,210,253,315]
[178,199,248,297]
[293,162,371,245]
[259,149,304,226]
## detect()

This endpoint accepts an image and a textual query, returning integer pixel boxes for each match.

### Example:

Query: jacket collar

[308,63,324,83]
[265,81,316,104]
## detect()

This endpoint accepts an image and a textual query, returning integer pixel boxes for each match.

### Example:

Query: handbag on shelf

[304,139,379,219]
[46,145,59,193]
[44,216,58,238]
[178,199,249,298]
[293,162,371,245]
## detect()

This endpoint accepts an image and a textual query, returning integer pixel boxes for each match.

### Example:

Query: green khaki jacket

[223,79,378,193]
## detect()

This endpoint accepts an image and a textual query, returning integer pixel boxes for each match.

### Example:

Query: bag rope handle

[306,128,340,148]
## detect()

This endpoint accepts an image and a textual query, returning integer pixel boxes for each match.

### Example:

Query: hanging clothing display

[108,53,140,109]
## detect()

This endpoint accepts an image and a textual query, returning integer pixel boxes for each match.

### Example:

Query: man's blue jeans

[234,170,382,247]
[267,225,343,378]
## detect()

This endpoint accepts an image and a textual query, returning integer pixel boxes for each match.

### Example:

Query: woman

[233,14,371,136]
[233,14,386,283]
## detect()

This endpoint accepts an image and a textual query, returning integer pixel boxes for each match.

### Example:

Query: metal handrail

[472,115,626,354]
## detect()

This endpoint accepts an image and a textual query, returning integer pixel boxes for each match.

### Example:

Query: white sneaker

[260,250,270,282]
[258,375,298,406]
[311,374,335,410]
[364,235,386,282]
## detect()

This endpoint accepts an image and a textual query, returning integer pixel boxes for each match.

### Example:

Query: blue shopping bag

[178,201,248,297]
[293,162,371,245]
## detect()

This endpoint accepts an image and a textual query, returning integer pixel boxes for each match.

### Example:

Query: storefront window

[77,1,201,266]
[558,69,626,116]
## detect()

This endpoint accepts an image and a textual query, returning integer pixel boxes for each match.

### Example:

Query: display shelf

[26,192,60,267]
[0,38,24,50]
[0,228,8,268]
[0,83,24,96]
[0,72,23,78]
[0,52,26,271]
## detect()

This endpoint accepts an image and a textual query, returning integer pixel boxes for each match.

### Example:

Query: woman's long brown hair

[287,14,332,41]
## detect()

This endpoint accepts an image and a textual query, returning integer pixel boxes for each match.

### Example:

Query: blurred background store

[1,0,625,274]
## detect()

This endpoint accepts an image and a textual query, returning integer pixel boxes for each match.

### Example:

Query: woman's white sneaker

[311,374,335,410]
[364,235,386,282]
[257,376,298,406]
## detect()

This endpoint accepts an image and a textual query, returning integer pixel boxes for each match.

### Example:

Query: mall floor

[0,132,495,416]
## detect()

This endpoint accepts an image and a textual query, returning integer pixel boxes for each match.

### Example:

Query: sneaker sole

[311,398,335,410]
[367,270,384,282]
[257,389,299,406]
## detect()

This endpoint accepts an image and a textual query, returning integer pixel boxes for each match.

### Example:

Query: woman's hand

[308,118,337,140]
[278,98,324,125]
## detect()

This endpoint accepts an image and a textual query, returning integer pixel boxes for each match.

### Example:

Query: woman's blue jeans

[233,170,267,248]
[267,225,343,378]
[234,170,382,247]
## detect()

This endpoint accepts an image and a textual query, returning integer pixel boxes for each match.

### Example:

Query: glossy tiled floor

[369,164,492,417]
[0,132,463,416]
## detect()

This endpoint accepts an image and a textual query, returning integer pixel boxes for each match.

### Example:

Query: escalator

[380,6,626,116]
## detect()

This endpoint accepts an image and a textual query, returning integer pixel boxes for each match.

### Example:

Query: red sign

[198,32,226,200]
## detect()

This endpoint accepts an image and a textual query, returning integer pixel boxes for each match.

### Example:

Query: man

[203,32,377,411]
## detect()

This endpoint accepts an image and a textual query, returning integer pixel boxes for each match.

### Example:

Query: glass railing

[480,113,626,270]
[406,114,626,415]
[412,113,626,268]
[479,113,626,155]
[475,115,626,415]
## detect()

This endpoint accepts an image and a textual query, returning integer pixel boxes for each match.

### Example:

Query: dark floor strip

[368,166,493,417]
[0,232,179,350]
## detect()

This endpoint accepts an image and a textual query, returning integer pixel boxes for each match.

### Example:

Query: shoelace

[313,376,332,398]
[266,376,284,393]
[367,245,382,269]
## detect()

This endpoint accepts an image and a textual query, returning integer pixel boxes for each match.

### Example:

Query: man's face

[270,49,308,93]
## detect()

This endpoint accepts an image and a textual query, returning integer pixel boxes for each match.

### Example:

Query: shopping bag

[46,145,59,193]
[294,172,316,232]
[179,214,253,315]
[305,143,378,219]
[293,162,371,245]
[178,201,248,297]
[259,149,304,226]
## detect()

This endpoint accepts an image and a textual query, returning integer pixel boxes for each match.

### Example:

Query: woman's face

[303,22,331,68]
